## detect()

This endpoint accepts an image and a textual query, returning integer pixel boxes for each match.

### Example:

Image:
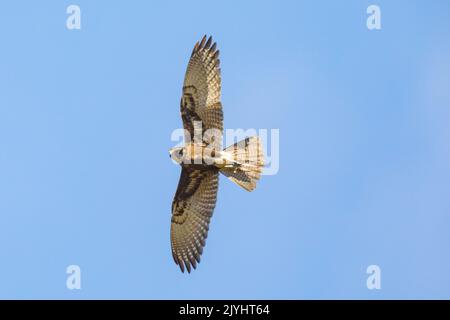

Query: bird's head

[169,146,185,165]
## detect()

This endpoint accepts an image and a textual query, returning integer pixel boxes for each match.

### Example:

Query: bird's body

[169,36,264,273]
[169,143,240,169]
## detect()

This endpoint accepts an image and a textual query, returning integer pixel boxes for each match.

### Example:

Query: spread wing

[171,167,219,273]
[181,35,223,146]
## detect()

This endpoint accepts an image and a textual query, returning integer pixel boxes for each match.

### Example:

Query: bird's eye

[179,149,184,156]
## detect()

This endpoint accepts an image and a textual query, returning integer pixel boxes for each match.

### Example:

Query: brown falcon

[169,35,265,273]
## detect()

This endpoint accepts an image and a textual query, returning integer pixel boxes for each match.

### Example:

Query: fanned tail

[219,137,264,191]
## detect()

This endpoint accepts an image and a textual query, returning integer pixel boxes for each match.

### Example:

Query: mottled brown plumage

[171,35,223,273]
[170,36,264,273]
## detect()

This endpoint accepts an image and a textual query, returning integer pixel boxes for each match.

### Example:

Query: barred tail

[220,136,264,191]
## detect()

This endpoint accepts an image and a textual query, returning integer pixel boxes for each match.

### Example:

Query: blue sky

[0,0,450,299]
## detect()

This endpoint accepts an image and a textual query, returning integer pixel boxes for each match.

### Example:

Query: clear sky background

[0,1,449,299]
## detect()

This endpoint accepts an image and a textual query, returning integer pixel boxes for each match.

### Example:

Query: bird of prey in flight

[169,35,265,273]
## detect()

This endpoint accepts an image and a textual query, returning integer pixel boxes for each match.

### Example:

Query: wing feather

[171,167,219,273]
[181,35,223,141]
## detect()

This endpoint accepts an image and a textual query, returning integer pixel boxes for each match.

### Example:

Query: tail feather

[220,136,264,191]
